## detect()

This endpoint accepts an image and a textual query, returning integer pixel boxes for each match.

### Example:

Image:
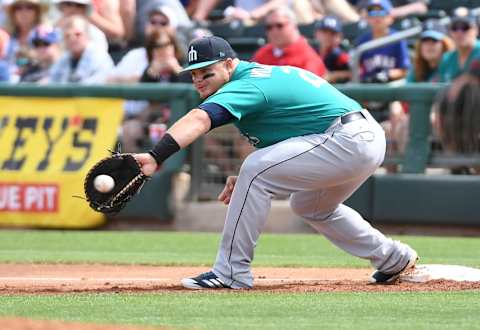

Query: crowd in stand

[0,0,479,170]
[0,0,475,86]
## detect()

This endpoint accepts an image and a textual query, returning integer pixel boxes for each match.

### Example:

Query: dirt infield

[1,317,172,330]
[1,263,480,294]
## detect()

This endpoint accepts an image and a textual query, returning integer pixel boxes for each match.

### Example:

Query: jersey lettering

[281,66,326,88]
[250,64,272,78]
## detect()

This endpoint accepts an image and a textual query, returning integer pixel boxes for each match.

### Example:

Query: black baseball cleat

[181,271,231,289]
[369,250,418,284]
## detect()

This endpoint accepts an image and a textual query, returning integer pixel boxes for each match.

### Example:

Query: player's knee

[238,155,264,178]
[290,200,335,221]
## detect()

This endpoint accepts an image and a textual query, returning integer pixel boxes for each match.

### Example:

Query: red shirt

[252,37,326,77]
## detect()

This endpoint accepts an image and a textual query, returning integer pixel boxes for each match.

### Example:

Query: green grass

[1,230,479,329]
[1,291,479,330]
[0,230,479,267]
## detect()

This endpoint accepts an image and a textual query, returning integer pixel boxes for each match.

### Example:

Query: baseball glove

[84,152,149,214]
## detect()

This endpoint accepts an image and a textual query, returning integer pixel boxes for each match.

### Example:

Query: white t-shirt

[108,47,148,79]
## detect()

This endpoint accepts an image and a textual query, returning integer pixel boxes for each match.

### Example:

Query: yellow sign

[0,97,123,228]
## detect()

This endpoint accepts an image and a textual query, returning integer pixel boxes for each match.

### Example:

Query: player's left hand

[133,153,159,177]
[218,176,237,205]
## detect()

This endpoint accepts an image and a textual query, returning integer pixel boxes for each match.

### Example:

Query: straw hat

[6,0,49,13]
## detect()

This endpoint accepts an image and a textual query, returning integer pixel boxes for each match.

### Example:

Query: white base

[400,264,480,283]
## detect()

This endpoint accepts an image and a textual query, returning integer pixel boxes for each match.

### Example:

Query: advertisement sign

[0,97,123,228]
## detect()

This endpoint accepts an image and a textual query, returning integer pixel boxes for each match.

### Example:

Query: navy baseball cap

[182,36,237,72]
[315,16,342,33]
[365,0,392,16]
[420,20,446,41]
[28,25,60,46]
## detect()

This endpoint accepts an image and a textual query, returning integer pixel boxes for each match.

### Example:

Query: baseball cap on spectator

[420,20,446,41]
[182,36,236,72]
[53,0,93,14]
[449,7,477,28]
[6,0,49,14]
[315,16,342,33]
[29,25,59,47]
[53,0,91,6]
[364,0,392,17]
[149,5,178,29]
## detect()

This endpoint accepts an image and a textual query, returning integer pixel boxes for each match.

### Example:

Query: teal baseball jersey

[201,61,362,148]
[438,40,480,82]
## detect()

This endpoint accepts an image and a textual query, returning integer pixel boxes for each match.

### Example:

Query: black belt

[340,111,366,124]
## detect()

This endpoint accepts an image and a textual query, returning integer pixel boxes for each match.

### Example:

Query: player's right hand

[218,176,237,205]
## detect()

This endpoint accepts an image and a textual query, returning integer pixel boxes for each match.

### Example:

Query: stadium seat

[242,24,267,38]
[228,37,266,60]
[429,0,471,14]
[207,21,244,39]
[299,23,317,39]
[342,21,370,45]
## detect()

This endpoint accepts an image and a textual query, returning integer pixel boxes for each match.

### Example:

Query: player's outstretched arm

[134,108,211,176]
[167,108,212,148]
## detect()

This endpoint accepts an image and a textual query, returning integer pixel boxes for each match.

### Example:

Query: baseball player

[134,36,418,289]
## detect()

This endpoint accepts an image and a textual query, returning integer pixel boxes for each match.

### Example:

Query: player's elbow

[190,108,212,133]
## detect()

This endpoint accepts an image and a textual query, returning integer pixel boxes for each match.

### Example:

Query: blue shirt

[49,44,114,84]
[0,60,9,82]
[356,29,411,81]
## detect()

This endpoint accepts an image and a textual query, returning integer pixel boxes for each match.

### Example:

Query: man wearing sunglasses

[252,6,326,77]
[133,35,418,289]
[438,11,480,82]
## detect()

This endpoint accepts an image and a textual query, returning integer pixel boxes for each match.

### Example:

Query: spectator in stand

[20,24,61,83]
[390,0,427,18]
[49,15,113,83]
[119,0,136,42]
[183,0,219,24]
[356,0,427,19]
[432,59,480,174]
[314,15,351,83]
[121,29,189,152]
[223,0,289,24]
[108,5,177,83]
[54,0,108,52]
[356,0,410,84]
[0,28,10,81]
[310,0,361,23]
[438,9,480,83]
[140,29,186,83]
[88,0,126,40]
[133,0,191,48]
[252,6,326,77]
[4,0,48,82]
[407,20,453,83]
[356,0,410,171]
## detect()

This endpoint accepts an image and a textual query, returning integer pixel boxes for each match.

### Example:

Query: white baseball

[93,175,115,193]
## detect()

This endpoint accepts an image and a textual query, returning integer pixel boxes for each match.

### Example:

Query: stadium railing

[1,82,479,202]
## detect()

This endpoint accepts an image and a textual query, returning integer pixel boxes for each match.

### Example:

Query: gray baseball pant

[212,110,415,288]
